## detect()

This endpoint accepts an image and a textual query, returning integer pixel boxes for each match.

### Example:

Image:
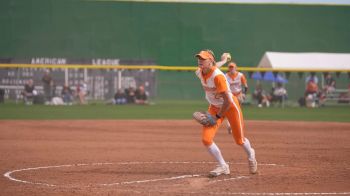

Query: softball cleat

[248,148,258,174]
[209,164,230,177]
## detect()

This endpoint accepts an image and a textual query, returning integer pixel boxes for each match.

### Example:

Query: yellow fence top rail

[0,63,349,72]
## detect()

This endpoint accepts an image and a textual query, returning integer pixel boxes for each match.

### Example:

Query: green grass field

[0,100,349,122]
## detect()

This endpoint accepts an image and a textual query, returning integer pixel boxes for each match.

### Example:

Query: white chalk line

[209,175,250,184]
[3,161,275,188]
[99,174,202,186]
[3,161,349,195]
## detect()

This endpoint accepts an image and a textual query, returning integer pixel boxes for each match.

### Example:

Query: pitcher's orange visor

[195,50,215,62]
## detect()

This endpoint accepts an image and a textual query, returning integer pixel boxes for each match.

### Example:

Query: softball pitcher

[194,50,257,177]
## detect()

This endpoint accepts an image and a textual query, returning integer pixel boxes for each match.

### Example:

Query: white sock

[226,120,231,129]
[242,138,255,160]
[207,142,227,166]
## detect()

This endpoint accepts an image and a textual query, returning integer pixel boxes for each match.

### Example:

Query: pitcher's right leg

[202,106,230,177]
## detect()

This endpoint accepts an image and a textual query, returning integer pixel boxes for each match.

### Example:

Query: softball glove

[193,111,216,126]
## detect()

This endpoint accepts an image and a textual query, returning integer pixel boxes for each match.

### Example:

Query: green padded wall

[1,0,350,100]
[1,0,350,66]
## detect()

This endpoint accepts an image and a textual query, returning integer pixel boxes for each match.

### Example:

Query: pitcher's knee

[202,138,213,146]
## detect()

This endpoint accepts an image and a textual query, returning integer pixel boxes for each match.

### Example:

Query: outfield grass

[0,100,349,122]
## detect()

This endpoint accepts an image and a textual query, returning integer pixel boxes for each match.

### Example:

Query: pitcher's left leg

[225,99,245,145]
[225,100,258,174]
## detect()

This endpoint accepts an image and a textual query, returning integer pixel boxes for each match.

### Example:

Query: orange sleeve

[214,74,228,93]
[241,74,247,86]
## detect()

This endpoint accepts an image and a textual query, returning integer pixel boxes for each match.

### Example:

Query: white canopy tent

[256,52,350,107]
[257,52,350,71]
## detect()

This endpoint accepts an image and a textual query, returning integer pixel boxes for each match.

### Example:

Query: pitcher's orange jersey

[195,67,234,107]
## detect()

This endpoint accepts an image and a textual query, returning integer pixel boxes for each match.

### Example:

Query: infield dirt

[0,120,349,195]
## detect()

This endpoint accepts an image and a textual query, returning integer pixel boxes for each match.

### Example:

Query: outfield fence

[0,64,349,105]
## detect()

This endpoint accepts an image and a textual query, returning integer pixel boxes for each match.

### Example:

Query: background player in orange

[195,49,257,177]
[225,62,248,104]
